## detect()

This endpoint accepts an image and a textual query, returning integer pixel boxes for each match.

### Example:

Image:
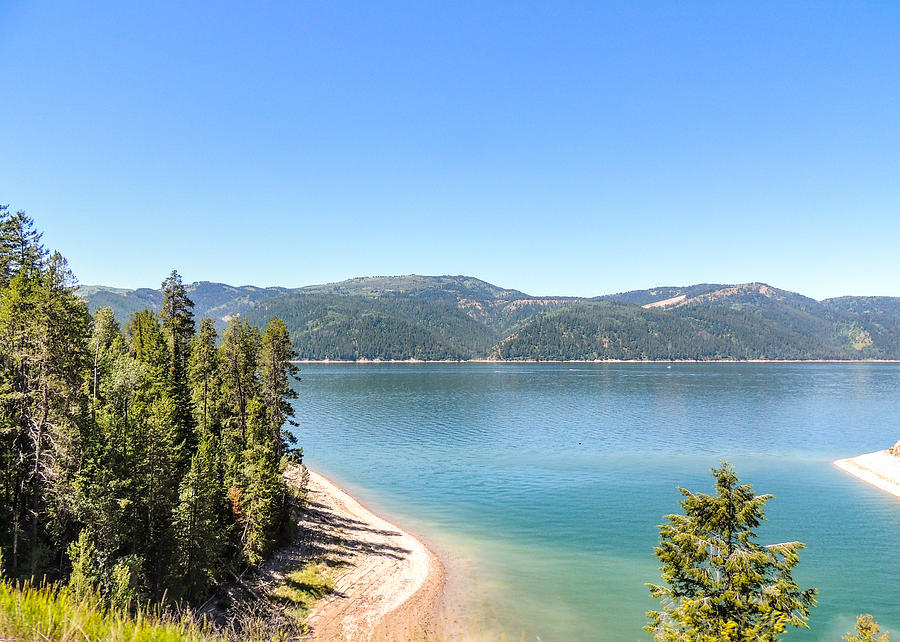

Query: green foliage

[0,579,220,641]
[0,210,305,625]
[67,531,100,600]
[646,463,816,641]
[189,318,221,435]
[0,211,90,578]
[247,293,494,360]
[80,275,900,361]
[108,555,146,610]
[128,309,170,375]
[161,270,196,456]
[844,614,890,642]
[219,319,261,444]
[171,435,227,601]
[236,445,286,565]
[259,318,300,459]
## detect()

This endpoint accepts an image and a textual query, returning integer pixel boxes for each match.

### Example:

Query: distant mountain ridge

[78,276,900,361]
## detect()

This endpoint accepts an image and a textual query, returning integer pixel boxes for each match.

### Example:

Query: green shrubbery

[0,579,219,641]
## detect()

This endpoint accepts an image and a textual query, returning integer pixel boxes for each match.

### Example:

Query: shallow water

[289,362,900,641]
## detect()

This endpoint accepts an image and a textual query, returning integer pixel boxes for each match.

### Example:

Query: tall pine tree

[219,318,260,446]
[0,216,89,576]
[259,318,300,460]
[188,318,220,436]
[160,270,195,456]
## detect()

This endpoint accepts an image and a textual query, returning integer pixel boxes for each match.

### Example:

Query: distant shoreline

[291,358,900,364]
[834,451,900,499]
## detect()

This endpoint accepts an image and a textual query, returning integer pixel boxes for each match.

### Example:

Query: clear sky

[1,1,897,299]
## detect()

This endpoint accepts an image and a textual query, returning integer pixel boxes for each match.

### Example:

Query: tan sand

[296,469,446,641]
[834,450,900,498]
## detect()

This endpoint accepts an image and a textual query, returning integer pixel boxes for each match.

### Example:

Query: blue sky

[1,1,897,298]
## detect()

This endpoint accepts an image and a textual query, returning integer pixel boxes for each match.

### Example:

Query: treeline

[83,277,900,362]
[0,206,302,609]
[244,293,492,360]
[492,301,898,361]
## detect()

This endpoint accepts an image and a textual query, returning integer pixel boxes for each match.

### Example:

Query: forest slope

[79,277,900,361]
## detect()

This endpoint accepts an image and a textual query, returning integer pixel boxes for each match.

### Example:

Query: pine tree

[122,310,182,594]
[0,204,15,287]
[160,270,195,455]
[646,462,817,642]
[0,210,305,605]
[844,615,889,642]
[171,433,226,600]
[236,443,284,565]
[188,318,220,436]
[219,318,260,445]
[0,208,45,285]
[126,310,169,375]
[258,318,300,459]
[66,529,100,600]
[0,224,89,576]
[89,307,120,423]
[134,383,181,593]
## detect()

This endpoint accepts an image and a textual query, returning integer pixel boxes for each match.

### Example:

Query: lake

[289,362,900,640]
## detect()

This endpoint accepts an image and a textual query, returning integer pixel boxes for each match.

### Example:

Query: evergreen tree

[646,463,817,641]
[160,270,195,454]
[0,207,45,285]
[844,615,890,642]
[66,529,100,600]
[0,204,15,287]
[219,318,260,445]
[0,224,89,576]
[134,383,181,593]
[188,318,220,436]
[126,310,169,375]
[236,443,284,565]
[89,307,120,422]
[258,318,300,459]
[0,209,306,609]
[171,433,226,600]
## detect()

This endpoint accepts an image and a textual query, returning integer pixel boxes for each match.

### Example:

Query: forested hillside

[79,282,288,332]
[1,207,304,630]
[80,275,900,361]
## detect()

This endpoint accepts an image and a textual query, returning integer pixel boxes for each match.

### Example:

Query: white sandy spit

[834,450,900,499]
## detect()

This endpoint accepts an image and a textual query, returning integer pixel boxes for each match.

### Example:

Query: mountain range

[77,276,900,361]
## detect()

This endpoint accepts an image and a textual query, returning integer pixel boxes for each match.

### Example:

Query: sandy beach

[292,468,446,641]
[834,450,900,498]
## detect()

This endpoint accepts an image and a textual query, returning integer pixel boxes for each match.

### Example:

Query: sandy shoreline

[297,469,446,641]
[834,450,900,498]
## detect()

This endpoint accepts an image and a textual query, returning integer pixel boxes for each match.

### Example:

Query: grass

[0,562,336,641]
[269,562,335,625]
[0,579,221,642]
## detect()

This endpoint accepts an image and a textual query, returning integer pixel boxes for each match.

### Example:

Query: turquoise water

[289,363,900,640]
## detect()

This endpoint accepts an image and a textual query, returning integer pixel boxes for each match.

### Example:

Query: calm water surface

[289,363,900,641]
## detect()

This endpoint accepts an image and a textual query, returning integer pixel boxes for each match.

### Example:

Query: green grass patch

[0,579,220,642]
[269,562,334,622]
